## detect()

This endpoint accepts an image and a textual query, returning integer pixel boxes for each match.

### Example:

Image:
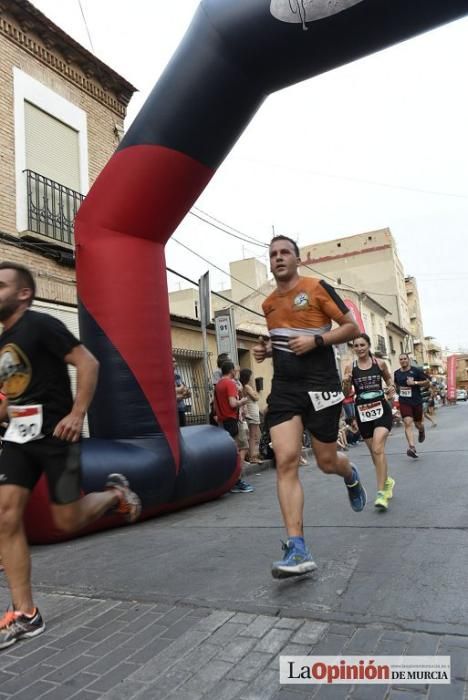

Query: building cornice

[302,243,391,266]
[0,0,136,118]
[387,320,411,337]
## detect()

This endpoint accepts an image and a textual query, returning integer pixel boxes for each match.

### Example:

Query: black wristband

[315,334,325,348]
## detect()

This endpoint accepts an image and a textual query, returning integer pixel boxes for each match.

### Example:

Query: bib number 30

[4,405,44,444]
[309,391,344,412]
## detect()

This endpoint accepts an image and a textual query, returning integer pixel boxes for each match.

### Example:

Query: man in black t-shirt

[394,353,430,459]
[0,262,141,651]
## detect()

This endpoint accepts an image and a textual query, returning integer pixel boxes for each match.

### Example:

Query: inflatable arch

[25,0,468,542]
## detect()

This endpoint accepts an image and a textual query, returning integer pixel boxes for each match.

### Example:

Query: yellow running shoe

[374,491,388,511]
[383,477,395,500]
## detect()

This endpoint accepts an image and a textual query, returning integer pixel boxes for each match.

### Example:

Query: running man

[343,333,395,511]
[394,353,430,459]
[253,235,366,579]
[0,262,141,650]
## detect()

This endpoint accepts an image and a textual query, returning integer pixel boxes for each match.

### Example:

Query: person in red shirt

[214,361,254,493]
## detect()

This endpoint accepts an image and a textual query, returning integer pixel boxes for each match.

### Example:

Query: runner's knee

[315,455,336,474]
[0,503,23,536]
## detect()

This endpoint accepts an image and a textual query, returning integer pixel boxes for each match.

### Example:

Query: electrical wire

[77,0,95,53]
[171,236,269,298]
[191,207,269,247]
[188,210,268,249]
[166,267,265,319]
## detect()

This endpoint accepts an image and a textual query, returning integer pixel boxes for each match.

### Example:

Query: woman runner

[343,333,396,511]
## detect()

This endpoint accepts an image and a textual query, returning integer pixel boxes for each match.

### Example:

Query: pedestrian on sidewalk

[239,368,262,464]
[214,361,254,493]
[343,333,395,512]
[0,262,141,651]
[394,353,430,459]
[253,235,366,579]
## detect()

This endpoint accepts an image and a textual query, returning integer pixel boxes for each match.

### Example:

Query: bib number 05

[308,391,344,412]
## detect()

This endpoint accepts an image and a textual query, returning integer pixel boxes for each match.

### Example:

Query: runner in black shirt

[394,353,430,459]
[343,333,395,511]
[0,262,141,651]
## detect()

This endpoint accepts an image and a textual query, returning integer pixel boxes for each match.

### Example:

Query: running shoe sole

[271,561,318,579]
[0,617,45,650]
[374,500,388,512]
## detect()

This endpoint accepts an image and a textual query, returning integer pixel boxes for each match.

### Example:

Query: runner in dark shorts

[253,235,366,580]
[0,262,141,651]
[343,333,395,512]
[394,353,430,459]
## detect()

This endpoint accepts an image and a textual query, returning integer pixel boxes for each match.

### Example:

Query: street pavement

[1,402,468,699]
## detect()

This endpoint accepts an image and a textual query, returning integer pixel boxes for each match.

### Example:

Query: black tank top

[352,357,385,404]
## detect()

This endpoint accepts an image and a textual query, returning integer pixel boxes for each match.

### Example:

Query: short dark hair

[0,262,36,304]
[239,368,252,386]
[270,235,300,258]
[221,360,235,375]
[399,353,410,360]
[217,353,230,369]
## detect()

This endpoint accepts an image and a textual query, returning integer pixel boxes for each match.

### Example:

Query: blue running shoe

[230,479,254,493]
[271,540,317,579]
[345,465,367,512]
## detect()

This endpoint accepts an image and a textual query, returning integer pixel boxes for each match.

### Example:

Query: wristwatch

[315,335,325,348]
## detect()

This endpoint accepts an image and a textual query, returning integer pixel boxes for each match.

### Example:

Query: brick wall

[0,12,129,305]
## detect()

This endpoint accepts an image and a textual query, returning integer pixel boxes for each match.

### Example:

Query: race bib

[4,404,44,444]
[400,388,412,398]
[309,390,344,412]
[358,401,384,422]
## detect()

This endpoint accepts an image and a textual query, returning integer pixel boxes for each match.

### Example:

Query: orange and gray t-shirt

[262,277,349,390]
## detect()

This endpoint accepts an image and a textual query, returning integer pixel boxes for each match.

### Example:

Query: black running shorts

[355,399,393,440]
[0,437,82,505]
[267,383,342,443]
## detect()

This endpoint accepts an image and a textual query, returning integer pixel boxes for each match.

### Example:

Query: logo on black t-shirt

[0,343,31,399]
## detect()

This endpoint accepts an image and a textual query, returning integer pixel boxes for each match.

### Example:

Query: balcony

[24,169,84,248]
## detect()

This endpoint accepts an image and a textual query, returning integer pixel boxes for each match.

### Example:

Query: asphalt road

[16,401,468,635]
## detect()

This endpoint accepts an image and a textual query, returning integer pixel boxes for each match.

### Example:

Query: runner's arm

[378,359,396,398]
[288,312,359,355]
[342,364,353,396]
[53,345,99,441]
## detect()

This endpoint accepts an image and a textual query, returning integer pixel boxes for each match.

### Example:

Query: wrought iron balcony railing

[24,169,84,246]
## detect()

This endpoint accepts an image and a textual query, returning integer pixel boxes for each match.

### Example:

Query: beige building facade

[405,276,428,367]
[300,228,412,342]
[425,337,444,378]
[455,354,468,391]
[0,0,134,306]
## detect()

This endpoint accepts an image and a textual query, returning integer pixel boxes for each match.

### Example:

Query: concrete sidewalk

[1,404,468,699]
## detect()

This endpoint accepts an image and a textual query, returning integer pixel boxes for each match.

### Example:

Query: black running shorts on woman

[351,357,392,440]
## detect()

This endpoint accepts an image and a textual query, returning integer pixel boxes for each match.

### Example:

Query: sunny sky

[30,1,468,350]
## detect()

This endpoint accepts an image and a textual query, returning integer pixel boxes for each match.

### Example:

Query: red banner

[446,355,457,401]
[343,298,366,333]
